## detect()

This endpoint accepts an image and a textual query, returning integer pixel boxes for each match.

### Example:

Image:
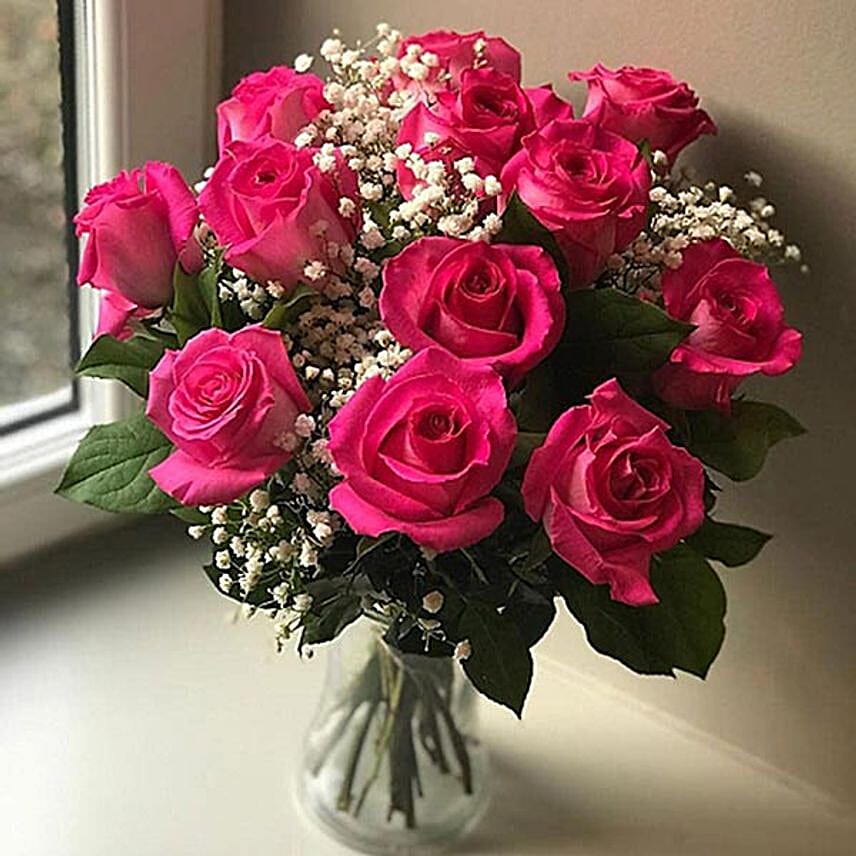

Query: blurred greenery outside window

[0,0,77,428]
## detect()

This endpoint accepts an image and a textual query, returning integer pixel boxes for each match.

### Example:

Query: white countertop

[1,520,853,856]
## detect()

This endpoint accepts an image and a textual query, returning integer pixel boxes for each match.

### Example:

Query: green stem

[422,676,473,794]
[387,672,420,828]
[337,700,380,812]
[354,643,404,817]
[417,683,451,775]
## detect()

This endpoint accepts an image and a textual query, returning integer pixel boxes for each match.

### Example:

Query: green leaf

[198,257,223,328]
[170,264,208,344]
[299,594,363,649]
[56,412,177,513]
[553,543,726,678]
[262,284,318,331]
[560,287,693,375]
[495,192,569,286]
[356,533,393,560]
[347,532,397,574]
[686,400,806,481]
[76,334,166,397]
[522,526,553,575]
[458,601,533,717]
[637,138,653,167]
[686,518,771,567]
[516,360,566,431]
[510,431,546,470]
[503,587,556,649]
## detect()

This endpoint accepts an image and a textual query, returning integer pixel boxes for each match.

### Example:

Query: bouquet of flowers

[58,23,805,842]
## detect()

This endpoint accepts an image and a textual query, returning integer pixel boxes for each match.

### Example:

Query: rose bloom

[217,65,329,152]
[199,138,356,286]
[653,239,803,412]
[569,64,716,162]
[394,29,521,94]
[501,119,651,287]
[75,161,202,324]
[380,237,564,387]
[146,326,311,506]
[328,348,517,552]
[95,292,151,342]
[396,69,573,198]
[523,378,705,606]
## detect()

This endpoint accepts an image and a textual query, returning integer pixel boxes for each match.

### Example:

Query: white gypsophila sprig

[600,167,807,297]
[199,286,410,597]
[195,476,344,652]
[181,23,508,651]
[297,28,504,253]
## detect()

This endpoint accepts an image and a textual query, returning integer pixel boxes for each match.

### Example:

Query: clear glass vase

[298,621,490,854]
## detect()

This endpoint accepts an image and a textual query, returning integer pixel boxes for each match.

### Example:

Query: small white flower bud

[294,414,316,438]
[249,489,270,512]
[422,591,444,614]
[294,53,313,72]
[483,175,502,197]
[293,593,314,613]
[454,640,472,661]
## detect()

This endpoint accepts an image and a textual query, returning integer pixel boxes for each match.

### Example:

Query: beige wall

[223,0,856,806]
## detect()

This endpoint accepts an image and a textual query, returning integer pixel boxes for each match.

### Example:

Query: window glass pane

[0,0,73,420]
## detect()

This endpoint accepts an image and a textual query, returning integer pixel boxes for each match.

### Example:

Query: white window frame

[0,0,221,565]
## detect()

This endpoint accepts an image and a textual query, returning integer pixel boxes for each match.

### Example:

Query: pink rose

[500,119,651,287]
[653,239,803,412]
[394,29,521,94]
[396,70,573,198]
[146,325,312,506]
[96,292,151,341]
[198,138,356,286]
[380,238,564,387]
[75,161,201,308]
[328,348,516,552]
[523,378,705,606]
[569,64,716,162]
[217,66,329,152]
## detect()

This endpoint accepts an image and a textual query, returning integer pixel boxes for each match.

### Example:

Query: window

[0,0,221,564]
[0,0,78,432]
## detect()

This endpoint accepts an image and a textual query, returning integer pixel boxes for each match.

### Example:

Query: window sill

[0,520,852,855]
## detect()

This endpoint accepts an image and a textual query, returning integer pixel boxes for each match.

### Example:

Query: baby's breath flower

[422,591,444,614]
[294,593,314,612]
[454,640,472,661]
[294,53,314,72]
